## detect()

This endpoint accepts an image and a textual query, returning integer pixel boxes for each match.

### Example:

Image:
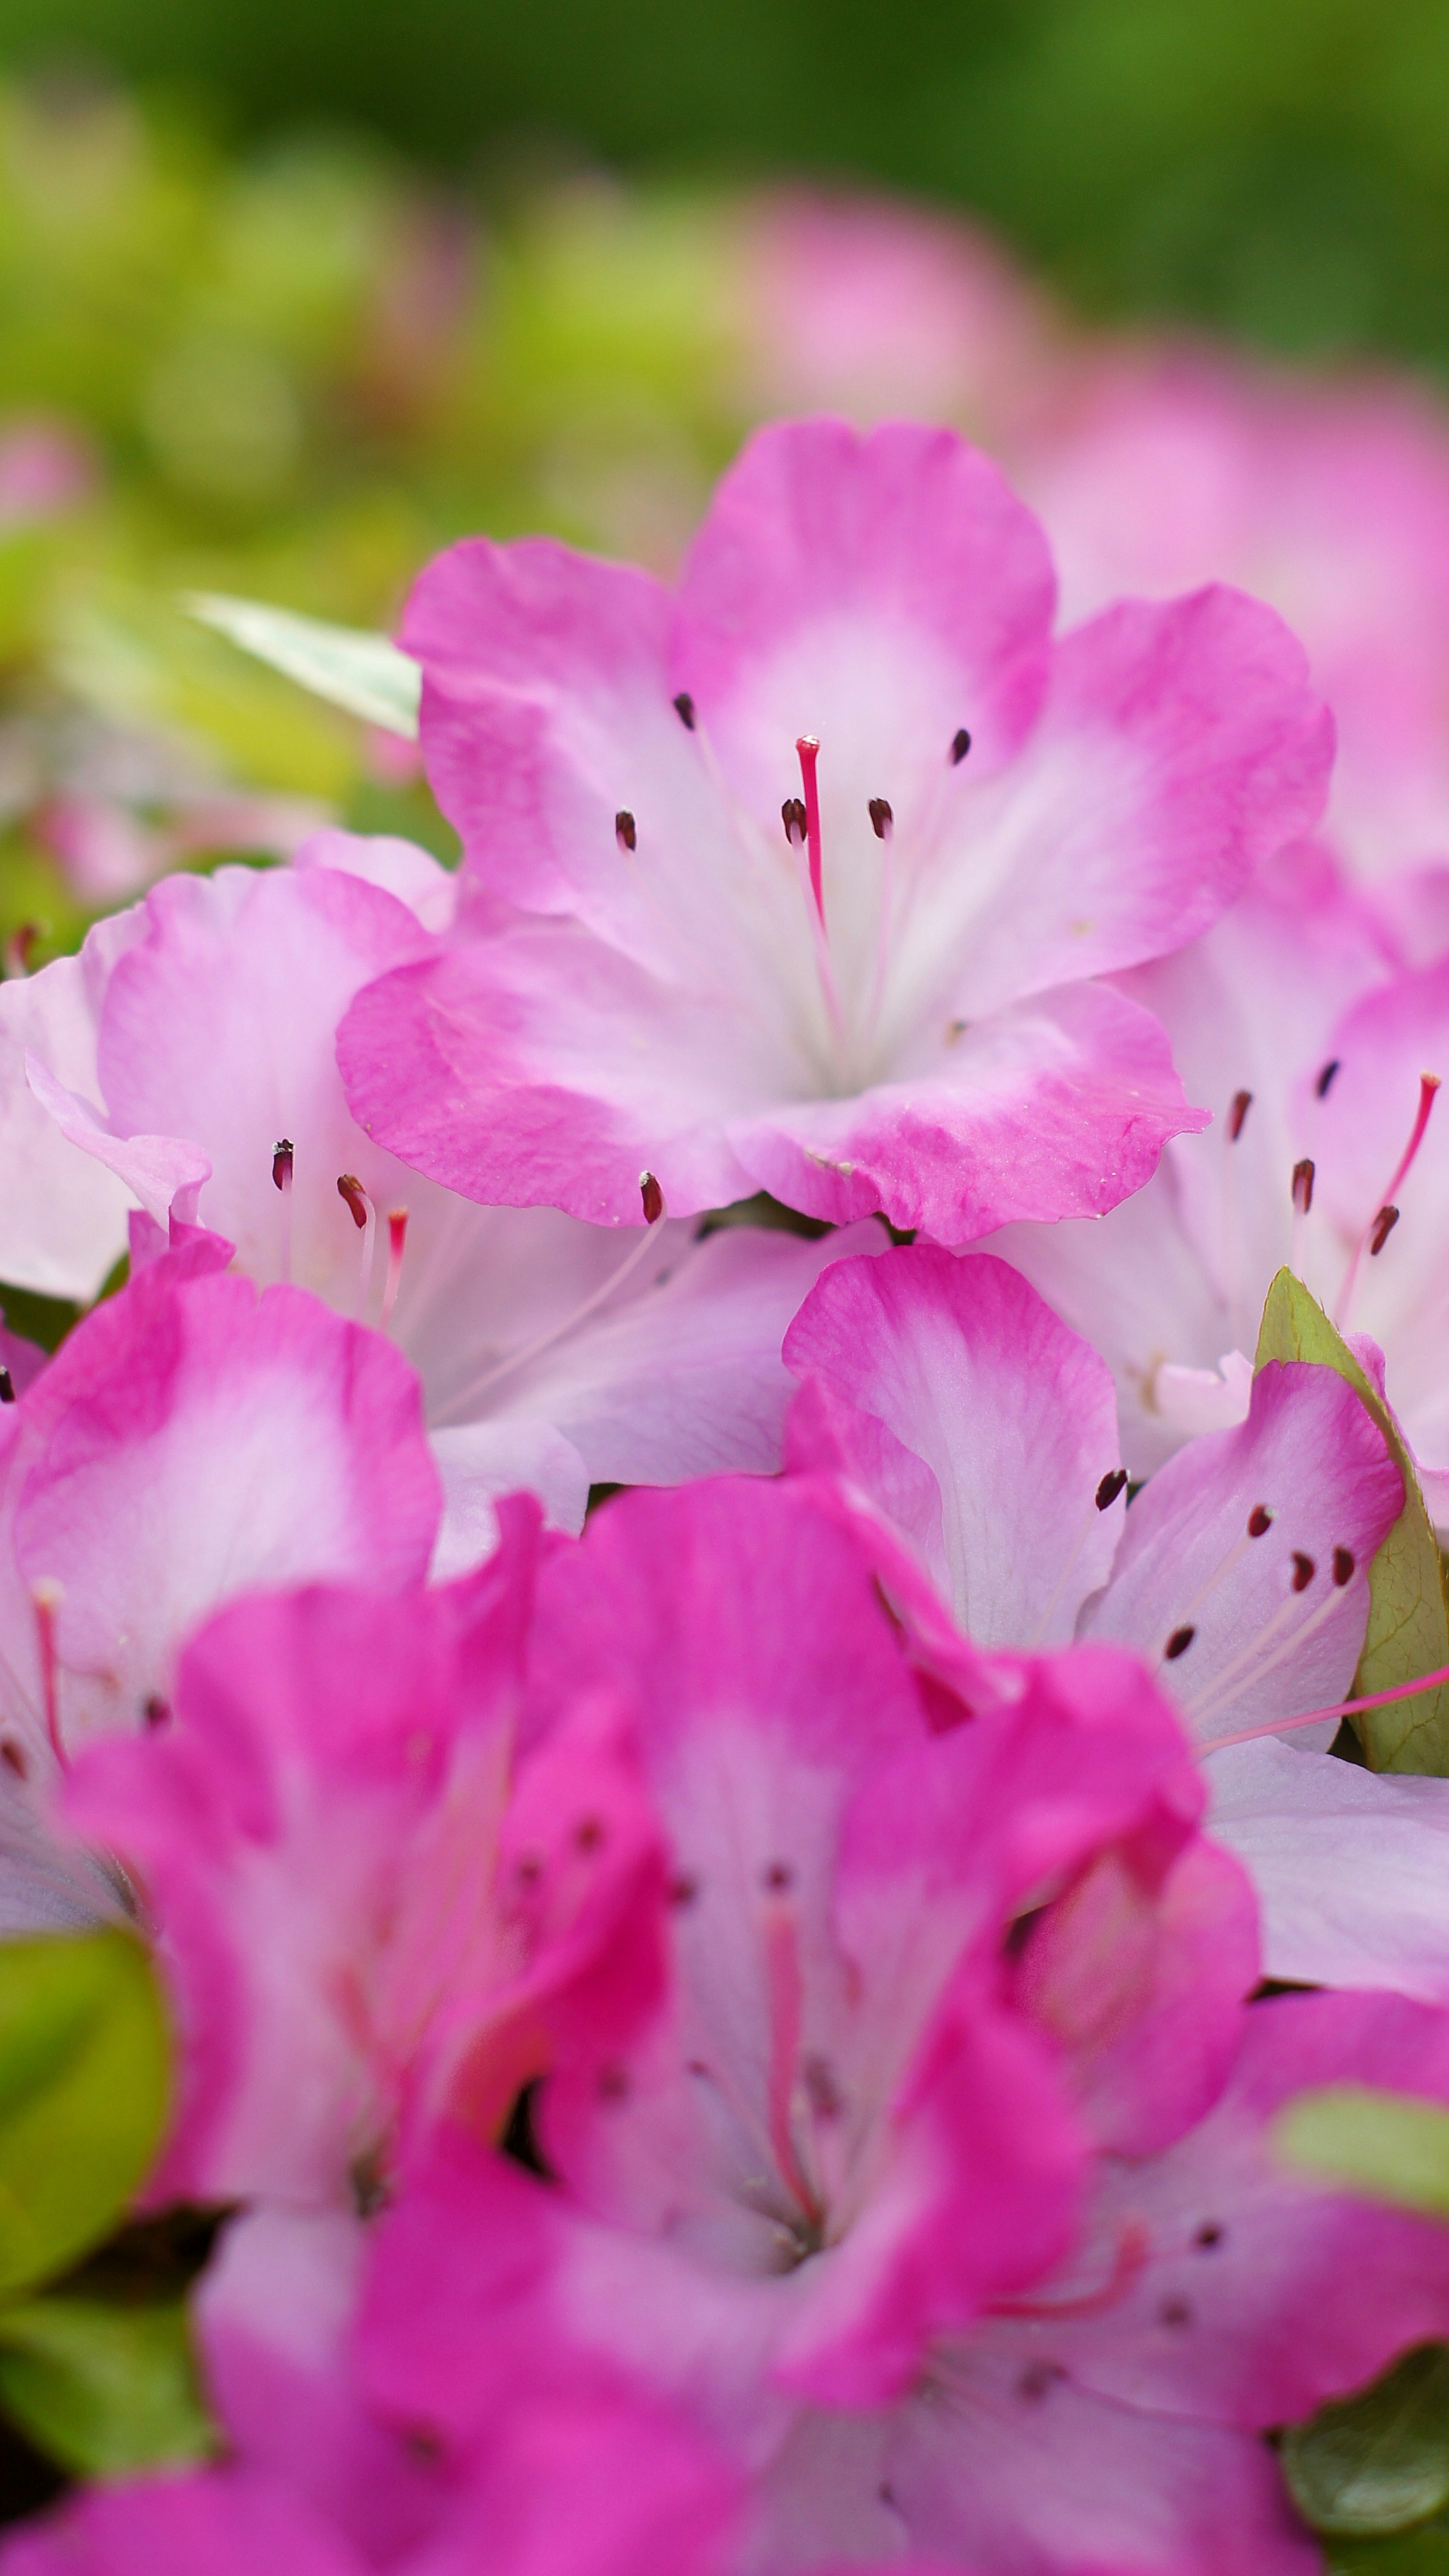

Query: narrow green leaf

[182,593,421,739]
[0,2295,215,2477]
[1276,2086,1449,2220]
[0,1932,170,2300]
[1255,1268,1449,1772]
[1282,2345,1449,2536]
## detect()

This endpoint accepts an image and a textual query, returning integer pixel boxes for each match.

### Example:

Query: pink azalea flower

[0,2391,740,2576]
[337,415,1331,1243]
[982,842,1449,1516]
[61,1518,670,2209]
[0,836,873,1544]
[1018,348,1449,881]
[341,1477,1449,2572]
[781,1240,1449,1999]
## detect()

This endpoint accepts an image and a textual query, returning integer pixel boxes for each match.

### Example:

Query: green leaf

[0,1932,170,2300]
[1276,2086,1449,2220]
[0,2295,215,2477]
[1282,2344,1449,2536]
[182,592,421,738]
[1254,1268,1449,1772]
[1326,2521,1449,2571]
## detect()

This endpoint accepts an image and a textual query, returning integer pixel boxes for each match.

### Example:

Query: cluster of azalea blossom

[11,386,1449,2575]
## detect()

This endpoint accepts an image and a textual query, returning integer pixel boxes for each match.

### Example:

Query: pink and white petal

[25,1050,211,1228]
[1117,840,1397,1345]
[783,1247,1123,1644]
[294,826,460,934]
[429,1420,589,1573]
[1080,1360,1403,1750]
[340,931,767,1226]
[983,1166,1234,1480]
[1206,1738,1449,1998]
[505,1219,888,1489]
[882,2338,1318,2576]
[673,422,1054,1007]
[197,2205,444,2566]
[896,587,1333,1027]
[1040,1989,1449,2430]
[403,536,776,987]
[15,1268,441,1747]
[94,864,437,1293]
[0,914,143,1301]
[0,2468,366,2576]
[730,980,1205,1238]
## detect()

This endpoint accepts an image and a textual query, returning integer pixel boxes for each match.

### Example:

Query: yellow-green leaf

[1255,1269,1449,1772]
[0,2295,215,2477]
[0,1932,171,2301]
[1276,2086,1449,2221]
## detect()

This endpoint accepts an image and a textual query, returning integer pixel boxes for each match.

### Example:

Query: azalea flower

[338,1476,1449,2576]
[983,842,1449,1516]
[1018,348,1449,882]
[0,835,870,1544]
[781,1238,1449,2000]
[337,414,1331,1243]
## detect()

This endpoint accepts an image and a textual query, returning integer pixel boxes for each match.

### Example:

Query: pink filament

[761,1894,822,2229]
[1195,1655,1449,1758]
[1335,1072,1441,1326]
[796,735,824,927]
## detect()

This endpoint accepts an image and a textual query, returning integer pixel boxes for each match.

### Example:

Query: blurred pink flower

[1019,348,1449,880]
[0,417,94,525]
[725,190,1058,441]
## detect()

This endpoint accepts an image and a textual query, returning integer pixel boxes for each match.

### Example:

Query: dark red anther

[337,1173,369,1230]
[868,797,893,838]
[615,809,637,852]
[1333,1547,1355,1587]
[639,1170,663,1225]
[1370,1204,1400,1255]
[1095,1468,1128,1510]
[1248,1504,1272,1536]
[0,1369,14,1406]
[781,795,807,848]
[1292,1552,1316,1592]
[1227,1089,1252,1141]
[1291,1159,1315,1216]
[1165,1625,1195,1660]
[672,692,696,731]
[143,1694,170,1728]
[763,1861,794,1892]
[1316,1058,1341,1099]
[272,1138,294,1191]
[0,1741,25,1779]
[950,727,972,764]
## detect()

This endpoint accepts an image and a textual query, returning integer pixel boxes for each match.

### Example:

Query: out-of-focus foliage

[0,74,1064,966]
[2,0,1448,369]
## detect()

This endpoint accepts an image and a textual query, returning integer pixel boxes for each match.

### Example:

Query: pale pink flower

[338,415,1331,1244]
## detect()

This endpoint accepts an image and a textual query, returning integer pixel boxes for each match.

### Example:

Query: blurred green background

[0,0,1439,971]
[0,0,1446,362]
